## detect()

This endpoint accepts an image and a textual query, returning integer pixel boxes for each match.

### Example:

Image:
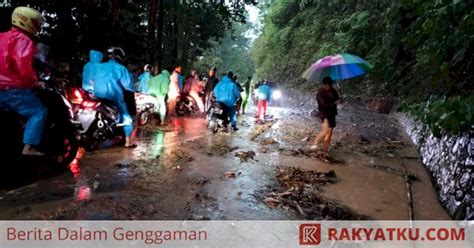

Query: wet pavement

[0,102,451,220]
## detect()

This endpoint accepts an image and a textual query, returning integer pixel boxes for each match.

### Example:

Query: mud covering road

[0,101,451,220]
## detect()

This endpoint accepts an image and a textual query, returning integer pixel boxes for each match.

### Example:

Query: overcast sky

[245,4,261,42]
[246,4,260,24]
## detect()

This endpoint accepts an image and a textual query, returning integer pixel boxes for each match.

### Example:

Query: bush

[402,96,474,137]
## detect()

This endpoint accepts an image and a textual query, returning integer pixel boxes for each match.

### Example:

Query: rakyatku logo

[299,224,321,245]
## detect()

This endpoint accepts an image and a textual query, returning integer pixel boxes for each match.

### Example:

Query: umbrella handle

[335,82,342,104]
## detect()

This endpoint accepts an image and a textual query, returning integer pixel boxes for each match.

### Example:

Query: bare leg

[125,136,132,147]
[22,144,44,156]
[168,98,177,116]
[311,119,330,150]
[322,128,333,153]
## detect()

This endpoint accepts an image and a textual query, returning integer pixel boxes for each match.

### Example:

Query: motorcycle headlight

[272,90,282,100]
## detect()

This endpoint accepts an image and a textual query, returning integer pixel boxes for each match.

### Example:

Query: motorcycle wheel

[138,111,150,126]
[190,99,199,113]
[50,133,79,168]
[208,116,218,134]
[83,134,100,151]
[176,102,188,116]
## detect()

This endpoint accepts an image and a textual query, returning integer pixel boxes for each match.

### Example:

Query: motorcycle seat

[87,97,117,108]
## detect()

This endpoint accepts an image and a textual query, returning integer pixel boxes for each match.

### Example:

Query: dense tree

[0,0,257,75]
[194,19,255,81]
[252,0,474,134]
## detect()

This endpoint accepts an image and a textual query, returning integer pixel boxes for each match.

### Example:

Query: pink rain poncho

[0,28,37,90]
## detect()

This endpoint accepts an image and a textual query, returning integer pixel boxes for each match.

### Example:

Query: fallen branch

[294,201,306,218]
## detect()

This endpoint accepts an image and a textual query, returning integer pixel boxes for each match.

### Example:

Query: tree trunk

[111,0,120,37]
[156,0,164,70]
[172,1,178,66]
[148,0,158,62]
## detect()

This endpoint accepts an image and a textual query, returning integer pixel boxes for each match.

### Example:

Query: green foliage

[1,0,257,75]
[252,0,474,135]
[194,20,254,80]
[402,96,474,137]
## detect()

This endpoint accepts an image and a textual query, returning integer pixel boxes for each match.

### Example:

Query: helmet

[107,47,126,61]
[144,64,152,72]
[11,6,45,35]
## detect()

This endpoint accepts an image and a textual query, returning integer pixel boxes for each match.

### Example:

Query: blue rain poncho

[82,50,103,92]
[212,76,241,108]
[92,59,134,136]
[93,59,134,102]
[257,84,272,101]
[137,71,151,93]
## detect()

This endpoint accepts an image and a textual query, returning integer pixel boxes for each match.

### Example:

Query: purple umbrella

[302,54,373,81]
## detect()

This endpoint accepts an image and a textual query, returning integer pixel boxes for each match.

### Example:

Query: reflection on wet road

[0,105,450,220]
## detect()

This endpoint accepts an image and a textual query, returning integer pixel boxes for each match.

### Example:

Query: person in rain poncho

[255,81,272,123]
[212,71,241,131]
[185,69,204,113]
[147,69,170,124]
[0,7,47,156]
[204,66,218,111]
[92,47,136,148]
[168,65,182,116]
[232,75,244,115]
[137,64,152,93]
[82,50,103,93]
[125,70,137,118]
[241,76,251,114]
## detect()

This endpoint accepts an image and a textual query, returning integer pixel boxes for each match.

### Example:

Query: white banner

[0,221,473,247]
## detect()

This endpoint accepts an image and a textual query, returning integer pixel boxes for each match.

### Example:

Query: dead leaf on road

[263,197,281,208]
[234,151,257,162]
[225,171,238,178]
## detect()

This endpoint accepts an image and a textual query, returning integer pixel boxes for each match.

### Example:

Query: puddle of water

[0,106,450,220]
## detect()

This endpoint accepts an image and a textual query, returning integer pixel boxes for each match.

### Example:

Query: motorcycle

[135,92,158,126]
[175,91,203,116]
[0,64,81,168]
[74,89,123,151]
[206,100,230,133]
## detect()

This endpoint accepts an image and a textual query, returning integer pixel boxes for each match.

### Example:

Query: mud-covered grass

[249,121,274,141]
[256,167,369,220]
[206,143,239,156]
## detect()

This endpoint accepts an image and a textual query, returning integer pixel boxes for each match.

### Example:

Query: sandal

[124,144,138,149]
[318,153,331,163]
[309,145,319,151]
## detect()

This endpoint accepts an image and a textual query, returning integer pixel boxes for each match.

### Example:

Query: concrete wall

[400,116,473,220]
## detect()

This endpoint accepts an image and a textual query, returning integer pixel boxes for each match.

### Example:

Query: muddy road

[0,102,450,220]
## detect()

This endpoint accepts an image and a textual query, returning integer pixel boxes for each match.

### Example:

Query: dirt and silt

[0,98,451,220]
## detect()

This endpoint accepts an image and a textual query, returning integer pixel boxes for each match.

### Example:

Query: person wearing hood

[168,65,182,116]
[82,50,103,93]
[212,71,241,131]
[0,7,47,156]
[147,69,170,124]
[256,81,272,123]
[137,64,152,93]
[92,47,136,148]
[241,76,251,114]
